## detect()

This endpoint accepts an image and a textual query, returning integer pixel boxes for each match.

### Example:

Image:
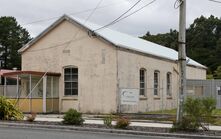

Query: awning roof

[2,71,61,77]
[0,69,18,76]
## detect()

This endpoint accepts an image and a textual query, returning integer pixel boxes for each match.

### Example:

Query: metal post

[29,74,32,113]
[16,75,19,99]
[4,77,6,97]
[51,77,54,112]
[177,0,187,123]
[43,76,47,113]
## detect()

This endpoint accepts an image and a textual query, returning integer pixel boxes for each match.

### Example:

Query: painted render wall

[21,19,207,114]
[22,20,118,113]
[117,49,206,113]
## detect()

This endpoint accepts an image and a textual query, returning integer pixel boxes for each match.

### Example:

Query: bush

[103,115,113,127]
[115,116,130,129]
[26,112,37,122]
[171,116,200,132]
[0,96,23,120]
[171,97,216,132]
[63,109,84,125]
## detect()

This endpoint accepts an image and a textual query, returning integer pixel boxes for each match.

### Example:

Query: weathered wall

[117,49,206,113]
[186,66,207,80]
[21,19,206,114]
[22,20,118,113]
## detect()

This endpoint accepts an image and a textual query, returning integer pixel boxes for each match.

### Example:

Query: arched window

[64,67,78,96]
[140,68,146,96]
[166,72,172,96]
[154,70,160,96]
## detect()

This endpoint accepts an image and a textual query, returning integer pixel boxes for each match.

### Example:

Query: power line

[63,0,103,51]
[22,1,125,26]
[209,0,221,3]
[174,0,183,9]
[93,0,142,31]
[26,0,157,53]
[94,0,157,32]
[26,35,88,52]
[27,0,104,52]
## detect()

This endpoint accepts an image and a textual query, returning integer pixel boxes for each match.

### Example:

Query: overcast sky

[0,0,221,37]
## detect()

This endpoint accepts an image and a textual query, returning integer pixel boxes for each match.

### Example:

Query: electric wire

[22,1,125,26]
[209,0,221,3]
[93,0,142,32]
[25,0,156,53]
[63,0,103,50]
[93,0,156,32]
[174,0,183,9]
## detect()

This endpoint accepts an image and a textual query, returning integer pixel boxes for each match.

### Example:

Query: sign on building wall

[217,86,221,95]
[120,89,139,105]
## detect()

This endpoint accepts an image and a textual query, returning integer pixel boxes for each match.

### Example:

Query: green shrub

[171,116,200,132]
[115,116,130,129]
[201,97,216,123]
[103,114,113,127]
[171,97,216,132]
[0,96,23,120]
[63,109,84,125]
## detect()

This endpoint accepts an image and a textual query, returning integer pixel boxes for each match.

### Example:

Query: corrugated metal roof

[19,15,206,69]
[73,16,206,69]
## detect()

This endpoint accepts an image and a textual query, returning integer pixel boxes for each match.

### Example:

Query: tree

[214,66,221,79]
[0,16,31,69]
[141,15,221,78]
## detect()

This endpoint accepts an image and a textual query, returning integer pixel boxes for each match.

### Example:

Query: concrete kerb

[0,122,220,139]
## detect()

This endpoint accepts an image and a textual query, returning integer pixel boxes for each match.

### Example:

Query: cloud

[0,0,221,37]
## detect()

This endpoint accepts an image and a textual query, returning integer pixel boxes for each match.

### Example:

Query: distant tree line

[0,16,31,70]
[141,15,221,79]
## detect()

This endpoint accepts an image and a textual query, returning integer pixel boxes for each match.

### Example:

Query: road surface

[0,126,182,139]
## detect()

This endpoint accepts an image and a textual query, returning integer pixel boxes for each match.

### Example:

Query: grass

[145,109,177,115]
[213,109,221,116]
[144,109,221,126]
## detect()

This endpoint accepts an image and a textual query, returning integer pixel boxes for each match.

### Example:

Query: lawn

[144,109,221,125]
[145,109,177,115]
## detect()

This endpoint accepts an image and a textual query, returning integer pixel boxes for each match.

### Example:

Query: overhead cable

[94,0,156,32]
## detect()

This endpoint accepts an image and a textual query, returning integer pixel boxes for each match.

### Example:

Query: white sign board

[120,89,139,105]
[217,87,221,95]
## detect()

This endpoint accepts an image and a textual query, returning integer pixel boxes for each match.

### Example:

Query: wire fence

[187,79,221,108]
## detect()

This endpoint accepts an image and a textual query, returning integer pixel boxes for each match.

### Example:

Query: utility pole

[177,0,186,123]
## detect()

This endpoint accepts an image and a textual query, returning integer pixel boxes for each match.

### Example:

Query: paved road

[0,126,182,139]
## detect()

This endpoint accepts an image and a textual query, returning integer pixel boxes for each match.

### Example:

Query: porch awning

[2,71,61,77]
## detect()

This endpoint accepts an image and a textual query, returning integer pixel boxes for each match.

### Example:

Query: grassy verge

[144,109,221,126]
[145,109,177,115]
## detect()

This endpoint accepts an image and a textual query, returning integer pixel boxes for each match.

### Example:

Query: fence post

[43,76,47,113]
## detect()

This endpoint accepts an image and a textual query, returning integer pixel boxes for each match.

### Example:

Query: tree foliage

[0,16,31,69]
[141,15,221,78]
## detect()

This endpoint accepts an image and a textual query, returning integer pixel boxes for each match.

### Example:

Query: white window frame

[154,70,160,96]
[139,68,146,96]
[64,66,78,96]
[166,72,172,97]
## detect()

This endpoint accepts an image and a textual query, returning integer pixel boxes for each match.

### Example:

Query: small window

[166,72,172,96]
[154,71,160,96]
[64,67,78,96]
[140,69,146,96]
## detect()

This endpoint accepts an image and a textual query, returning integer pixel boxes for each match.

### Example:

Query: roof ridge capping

[18,14,207,69]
